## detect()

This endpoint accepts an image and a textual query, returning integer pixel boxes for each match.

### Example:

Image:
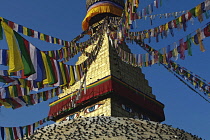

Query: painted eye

[84,104,102,114]
[66,113,79,120]
[122,104,132,113]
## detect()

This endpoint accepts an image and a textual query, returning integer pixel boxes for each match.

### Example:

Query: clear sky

[0,0,209,139]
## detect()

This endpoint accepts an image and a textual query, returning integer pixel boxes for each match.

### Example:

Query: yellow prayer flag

[200,81,204,87]
[41,52,52,84]
[40,33,45,41]
[23,26,28,35]
[195,4,202,17]
[151,52,155,65]
[54,38,57,44]
[70,66,76,86]
[19,79,26,88]
[35,122,39,128]
[63,47,68,59]
[145,32,149,38]
[0,100,12,108]
[196,29,205,52]
[173,47,178,60]
[162,48,167,64]
[9,86,15,98]
[187,73,190,78]
[5,127,10,140]
[2,21,24,72]
[23,95,28,103]
[165,23,169,31]
[135,0,139,8]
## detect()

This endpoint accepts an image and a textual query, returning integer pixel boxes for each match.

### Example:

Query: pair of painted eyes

[122,104,132,113]
[84,104,102,114]
[66,104,102,120]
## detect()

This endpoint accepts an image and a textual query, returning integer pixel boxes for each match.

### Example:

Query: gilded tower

[48,0,165,123]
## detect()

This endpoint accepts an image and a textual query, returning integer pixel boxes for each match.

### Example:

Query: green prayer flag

[158,52,163,64]
[25,126,28,137]
[14,31,36,76]
[3,18,8,24]
[13,86,18,97]
[46,56,57,85]
[9,127,14,140]
[43,92,47,101]
[187,35,192,56]
[175,18,179,26]
[26,95,32,105]
[189,8,196,17]
[27,28,33,36]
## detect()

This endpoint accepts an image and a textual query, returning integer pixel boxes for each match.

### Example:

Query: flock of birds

[22,116,202,140]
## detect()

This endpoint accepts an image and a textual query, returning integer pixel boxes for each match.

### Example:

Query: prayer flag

[70,66,76,86]
[35,50,46,82]
[196,29,205,52]
[14,32,36,76]
[5,127,10,140]
[27,43,37,80]
[59,62,67,86]
[1,21,24,72]
[53,60,60,86]
[1,127,5,140]
[8,128,14,140]
[41,52,56,85]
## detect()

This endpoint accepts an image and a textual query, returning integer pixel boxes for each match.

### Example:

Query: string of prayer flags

[127,1,210,43]
[2,17,88,47]
[122,0,165,30]
[0,30,104,108]
[42,25,103,63]
[111,22,210,68]
[0,19,105,111]
[0,87,62,109]
[139,10,188,25]
[168,61,210,96]
[0,116,52,140]
[134,40,210,98]
[137,0,167,19]
[0,61,86,95]
[167,67,210,103]
[0,27,84,88]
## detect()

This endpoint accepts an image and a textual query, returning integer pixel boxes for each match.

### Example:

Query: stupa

[48,0,165,123]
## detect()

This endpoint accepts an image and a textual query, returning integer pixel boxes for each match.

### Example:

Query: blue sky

[0,0,209,139]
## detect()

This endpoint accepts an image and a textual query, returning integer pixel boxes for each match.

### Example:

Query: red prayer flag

[13,127,19,140]
[8,21,14,29]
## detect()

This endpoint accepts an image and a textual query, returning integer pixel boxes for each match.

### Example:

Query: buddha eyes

[84,104,102,114]
[64,103,104,120]
[122,104,132,113]
[66,113,79,120]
